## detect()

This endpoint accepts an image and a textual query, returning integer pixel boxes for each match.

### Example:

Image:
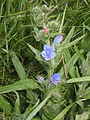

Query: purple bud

[54,35,63,44]
[37,76,44,82]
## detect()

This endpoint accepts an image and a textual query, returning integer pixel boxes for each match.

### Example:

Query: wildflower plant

[0,1,90,120]
[26,4,90,120]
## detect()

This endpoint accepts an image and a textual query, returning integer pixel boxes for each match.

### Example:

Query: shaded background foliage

[0,0,90,120]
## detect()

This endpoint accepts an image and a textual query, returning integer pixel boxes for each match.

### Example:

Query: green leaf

[55,26,75,68]
[27,43,41,57]
[81,87,90,99]
[76,100,84,109]
[0,79,41,93]
[64,49,76,78]
[23,99,40,118]
[66,76,90,83]
[14,91,20,114]
[61,27,75,47]
[84,24,90,31]
[59,4,67,33]
[11,51,27,79]
[0,94,12,115]
[7,0,12,15]
[75,112,89,120]
[74,45,85,62]
[53,103,74,120]
[60,50,83,76]
[59,34,85,50]
[26,94,51,120]
[27,43,50,69]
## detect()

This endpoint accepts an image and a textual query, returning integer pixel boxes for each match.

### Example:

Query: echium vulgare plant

[40,31,63,86]
[27,26,64,119]
[26,4,89,120]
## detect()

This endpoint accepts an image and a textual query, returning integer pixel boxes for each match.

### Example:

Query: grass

[0,0,90,120]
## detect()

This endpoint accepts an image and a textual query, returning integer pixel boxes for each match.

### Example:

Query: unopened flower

[37,76,44,82]
[54,35,63,44]
[44,27,49,34]
[41,44,56,61]
[51,73,61,86]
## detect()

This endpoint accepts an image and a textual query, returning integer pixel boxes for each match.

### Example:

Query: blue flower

[41,44,56,61]
[54,35,63,44]
[37,76,44,82]
[51,73,61,85]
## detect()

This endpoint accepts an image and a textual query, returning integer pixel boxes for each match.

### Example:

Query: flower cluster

[40,33,63,85]
[41,34,63,61]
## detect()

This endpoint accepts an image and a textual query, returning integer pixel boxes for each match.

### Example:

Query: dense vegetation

[0,0,90,120]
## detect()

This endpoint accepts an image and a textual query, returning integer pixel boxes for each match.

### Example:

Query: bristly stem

[47,39,52,80]
[51,58,55,73]
[62,54,68,80]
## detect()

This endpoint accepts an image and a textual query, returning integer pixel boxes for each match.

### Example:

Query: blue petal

[50,52,56,59]
[44,44,50,50]
[44,45,55,52]
[41,45,56,61]
[51,73,61,85]
[54,35,63,44]
[46,49,52,56]
[50,45,55,51]
[51,73,61,80]
[51,80,60,86]
[41,51,51,61]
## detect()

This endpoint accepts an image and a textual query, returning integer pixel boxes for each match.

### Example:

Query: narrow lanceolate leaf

[27,43,50,69]
[55,27,75,68]
[54,103,74,120]
[0,94,12,115]
[84,24,90,31]
[61,26,75,47]
[14,91,20,114]
[80,87,90,100]
[0,79,41,93]
[11,51,27,79]
[64,49,76,78]
[60,50,83,76]
[26,94,51,120]
[55,34,85,70]
[7,0,12,15]
[58,34,85,53]
[74,45,85,62]
[66,76,90,83]
[23,99,40,118]
[59,4,67,33]
[75,112,89,120]
[61,34,85,50]
[27,43,41,57]
[27,43,46,63]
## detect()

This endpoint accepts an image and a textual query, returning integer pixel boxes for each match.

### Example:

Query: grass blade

[59,4,67,33]
[26,94,51,120]
[66,76,90,83]
[54,103,74,120]
[0,94,12,115]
